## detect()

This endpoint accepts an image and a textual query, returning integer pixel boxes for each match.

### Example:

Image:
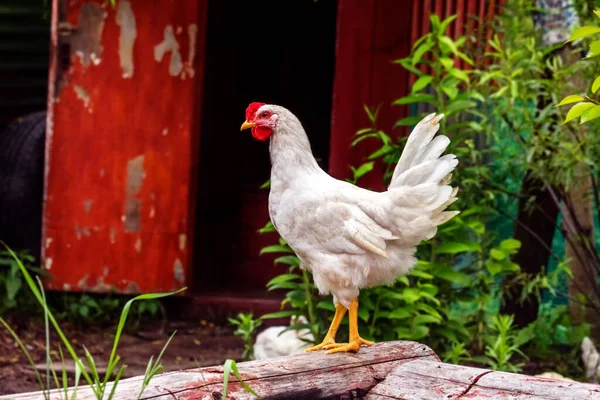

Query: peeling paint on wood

[173,259,185,283]
[45,258,53,270]
[73,84,90,108]
[182,24,198,78]
[83,199,93,214]
[42,0,207,294]
[124,155,144,232]
[134,237,142,253]
[154,25,183,77]
[179,234,186,251]
[71,2,107,67]
[116,0,136,78]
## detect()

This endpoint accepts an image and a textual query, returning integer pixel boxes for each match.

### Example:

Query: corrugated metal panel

[0,1,50,128]
[410,0,504,80]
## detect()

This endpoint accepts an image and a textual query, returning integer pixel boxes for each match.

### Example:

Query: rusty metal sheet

[42,0,207,293]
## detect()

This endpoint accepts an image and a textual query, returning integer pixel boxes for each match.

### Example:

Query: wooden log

[1,341,438,400]
[365,359,600,399]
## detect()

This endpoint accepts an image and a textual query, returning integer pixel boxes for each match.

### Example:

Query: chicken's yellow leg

[305,303,346,352]
[323,298,373,354]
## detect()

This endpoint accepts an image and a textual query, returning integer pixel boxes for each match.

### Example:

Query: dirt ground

[0,317,244,397]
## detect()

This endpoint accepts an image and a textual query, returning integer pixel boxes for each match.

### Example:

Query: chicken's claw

[305,337,336,352]
[324,338,373,354]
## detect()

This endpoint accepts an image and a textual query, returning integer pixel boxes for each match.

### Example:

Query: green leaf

[557,95,585,107]
[592,75,600,94]
[412,40,435,66]
[388,308,412,319]
[412,76,433,93]
[358,308,369,322]
[393,93,436,105]
[457,51,474,66]
[266,274,299,287]
[316,301,335,311]
[444,100,476,116]
[350,162,375,180]
[401,288,423,304]
[587,40,600,58]
[440,57,454,70]
[259,245,294,255]
[435,241,481,254]
[490,248,506,261]
[409,269,434,279]
[413,314,441,325]
[274,256,300,267]
[439,15,458,35]
[394,115,425,127]
[449,69,469,83]
[439,36,459,55]
[580,105,600,124]
[430,14,441,32]
[260,310,298,319]
[499,239,520,251]
[485,261,503,276]
[567,26,600,42]
[433,265,472,286]
[563,102,595,124]
[267,282,302,291]
[442,85,458,100]
[397,325,429,340]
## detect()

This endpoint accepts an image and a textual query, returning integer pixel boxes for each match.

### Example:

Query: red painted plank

[329,0,414,190]
[43,0,207,293]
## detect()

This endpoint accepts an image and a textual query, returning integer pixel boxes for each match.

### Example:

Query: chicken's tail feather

[387,113,459,232]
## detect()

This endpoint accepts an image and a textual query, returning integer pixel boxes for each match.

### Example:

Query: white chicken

[241,103,459,354]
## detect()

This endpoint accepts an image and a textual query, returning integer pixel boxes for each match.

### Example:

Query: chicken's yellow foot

[325,298,373,354]
[305,303,346,352]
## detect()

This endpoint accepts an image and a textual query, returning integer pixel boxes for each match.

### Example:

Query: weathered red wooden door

[42,0,207,293]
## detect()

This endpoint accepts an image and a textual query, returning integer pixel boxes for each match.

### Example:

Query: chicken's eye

[260,112,269,118]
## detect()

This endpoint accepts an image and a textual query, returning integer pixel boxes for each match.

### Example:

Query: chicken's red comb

[246,102,265,120]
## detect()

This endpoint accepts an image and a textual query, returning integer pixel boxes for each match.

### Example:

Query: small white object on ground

[253,315,315,360]
[582,336,600,383]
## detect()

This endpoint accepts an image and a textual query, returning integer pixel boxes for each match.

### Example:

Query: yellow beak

[240,120,256,131]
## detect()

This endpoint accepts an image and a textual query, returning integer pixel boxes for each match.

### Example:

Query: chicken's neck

[269,118,323,184]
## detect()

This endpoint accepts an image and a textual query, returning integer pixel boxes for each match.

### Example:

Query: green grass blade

[82,345,102,397]
[222,359,233,399]
[136,330,177,400]
[59,346,68,400]
[70,359,82,400]
[231,360,259,398]
[222,359,260,398]
[49,362,61,397]
[0,242,94,388]
[106,365,127,400]
[37,277,51,396]
[154,330,176,367]
[103,288,186,389]
[0,317,48,400]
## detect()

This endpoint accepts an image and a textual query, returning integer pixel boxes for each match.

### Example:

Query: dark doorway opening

[194,0,338,295]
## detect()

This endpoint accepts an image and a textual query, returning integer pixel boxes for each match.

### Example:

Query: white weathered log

[1,341,438,400]
[365,359,600,400]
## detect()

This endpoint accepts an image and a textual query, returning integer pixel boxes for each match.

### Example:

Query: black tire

[0,111,47,261]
